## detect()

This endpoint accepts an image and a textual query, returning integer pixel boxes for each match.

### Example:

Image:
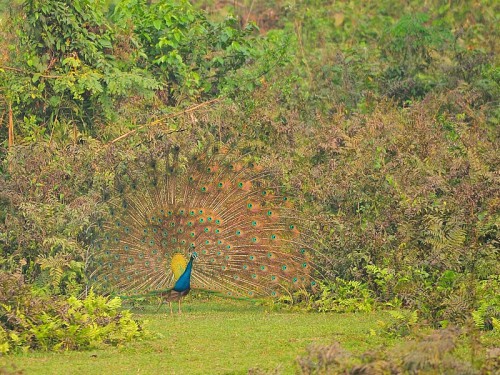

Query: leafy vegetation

[0,270,143,353]
[0,0,498,372]
[297,327,499,375]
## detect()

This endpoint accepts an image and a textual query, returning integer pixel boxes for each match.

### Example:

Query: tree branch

[107,97,223,145]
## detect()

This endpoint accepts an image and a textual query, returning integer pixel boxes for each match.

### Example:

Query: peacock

[90,144,321,313]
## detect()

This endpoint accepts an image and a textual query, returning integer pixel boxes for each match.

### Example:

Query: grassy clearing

[0,299,399,374]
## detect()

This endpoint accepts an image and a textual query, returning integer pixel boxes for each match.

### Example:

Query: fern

[472,307,486,330]
[380,310,418,337]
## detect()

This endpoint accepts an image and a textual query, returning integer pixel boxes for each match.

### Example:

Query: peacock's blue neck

[173,255,195,292]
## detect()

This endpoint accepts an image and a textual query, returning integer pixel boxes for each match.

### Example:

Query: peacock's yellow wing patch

[170,253,188,281]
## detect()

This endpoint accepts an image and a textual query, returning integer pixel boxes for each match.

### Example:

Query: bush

[297,328,484,374]
[311,279,375,313]
[0,271,143,353]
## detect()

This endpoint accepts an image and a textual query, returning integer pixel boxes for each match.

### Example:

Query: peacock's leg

[178,299,182,314]
[156,297,163,312]
[169,301,173,315]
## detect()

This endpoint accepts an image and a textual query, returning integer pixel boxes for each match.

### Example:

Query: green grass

[0,299,399,374]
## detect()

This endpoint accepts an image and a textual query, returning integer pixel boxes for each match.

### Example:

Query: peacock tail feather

[91,145,321,298]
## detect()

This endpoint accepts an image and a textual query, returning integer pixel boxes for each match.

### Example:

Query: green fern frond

[472,310,485,330]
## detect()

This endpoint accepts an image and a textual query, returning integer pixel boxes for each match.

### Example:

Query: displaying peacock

[90,144,321,312]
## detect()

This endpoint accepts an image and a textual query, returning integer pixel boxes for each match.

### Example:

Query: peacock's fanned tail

[91,146,320,298]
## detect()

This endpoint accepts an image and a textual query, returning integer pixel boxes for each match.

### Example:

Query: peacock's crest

[91,145,321,298]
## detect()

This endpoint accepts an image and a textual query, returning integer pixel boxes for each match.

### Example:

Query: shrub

[0,271,143,353]
[297,328,482,374]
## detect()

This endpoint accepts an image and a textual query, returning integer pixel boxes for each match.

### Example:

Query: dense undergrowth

[0,270,143,354]
[296,328,500,375]
[0,0,498,365]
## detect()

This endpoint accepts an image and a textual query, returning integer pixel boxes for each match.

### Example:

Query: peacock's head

[191,251,198,260]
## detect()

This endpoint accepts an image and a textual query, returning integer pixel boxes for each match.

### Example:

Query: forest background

[0,0,498,372]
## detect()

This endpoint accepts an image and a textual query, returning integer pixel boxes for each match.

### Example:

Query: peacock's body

[91,145,320,307]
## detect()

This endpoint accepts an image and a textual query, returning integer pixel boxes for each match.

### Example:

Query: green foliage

[1,0,160,139]
[275,277,375,313]
[1,0,268,142]
[312,279,374,313]
[0,140,110,293]
[111,0,261,103]
[472,277,500,332]
[23,0,112,65]
[377,310,419,338]
[365,264,398,304]
[0,272,143,353]
[382,13,453,101]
